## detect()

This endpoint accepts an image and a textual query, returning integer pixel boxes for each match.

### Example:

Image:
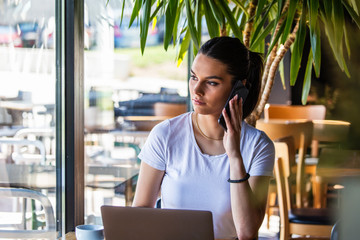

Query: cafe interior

[0,0,360,239]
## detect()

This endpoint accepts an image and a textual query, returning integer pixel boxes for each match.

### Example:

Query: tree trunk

[246,16,300,127]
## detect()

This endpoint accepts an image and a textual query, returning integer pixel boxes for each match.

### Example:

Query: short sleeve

[249,132,275,177]
[138,120,170,171]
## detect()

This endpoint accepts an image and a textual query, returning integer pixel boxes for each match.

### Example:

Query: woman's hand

[222,94,243,159]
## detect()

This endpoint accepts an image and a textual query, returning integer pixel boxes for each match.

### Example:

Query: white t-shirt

[138,112,274,239]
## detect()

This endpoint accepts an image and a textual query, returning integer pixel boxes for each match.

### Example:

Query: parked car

[114,88,187,117]
[114,17,160,48]
[17,22,41,48]
[0,25,22,47]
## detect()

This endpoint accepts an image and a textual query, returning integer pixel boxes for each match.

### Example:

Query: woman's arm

[230,171,270,240]
[222,95,271,240]
[132,161,165,208]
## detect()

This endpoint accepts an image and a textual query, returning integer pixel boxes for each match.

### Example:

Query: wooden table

[312,120,350,142]
[314,149,360,208]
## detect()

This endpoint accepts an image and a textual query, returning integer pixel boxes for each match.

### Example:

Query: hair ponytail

[242,50,263,119]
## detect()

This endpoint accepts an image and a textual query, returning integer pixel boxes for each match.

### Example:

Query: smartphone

[218,80,249,131]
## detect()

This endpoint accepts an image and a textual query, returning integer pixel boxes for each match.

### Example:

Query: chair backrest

[264,104,326,121]
[0,138,47,165]
[274,148,291,240]
[0,188,56,239]
[256,119,313,208]
[256,120,313,151]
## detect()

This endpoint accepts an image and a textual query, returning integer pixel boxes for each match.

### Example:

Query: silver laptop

[101,205,214,240]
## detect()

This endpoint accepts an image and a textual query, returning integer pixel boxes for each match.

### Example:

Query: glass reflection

[0,0,56,238]
[84,0,188,224]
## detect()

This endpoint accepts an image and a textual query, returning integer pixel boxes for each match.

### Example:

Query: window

[83,0,188,224]
[0,0,57,238]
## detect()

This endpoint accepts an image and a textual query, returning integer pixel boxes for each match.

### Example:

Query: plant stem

[246,15,299,126]
[260,0,290,95]
[243,0,258,48]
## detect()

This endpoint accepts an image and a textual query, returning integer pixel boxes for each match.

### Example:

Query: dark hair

[198,37,263,119]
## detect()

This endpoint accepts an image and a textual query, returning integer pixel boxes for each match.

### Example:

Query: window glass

[84,0,188,224]
[0,0,57,238]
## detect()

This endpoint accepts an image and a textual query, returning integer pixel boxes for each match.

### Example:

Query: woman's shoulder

[151,112,191,135]
[243,121,273,146]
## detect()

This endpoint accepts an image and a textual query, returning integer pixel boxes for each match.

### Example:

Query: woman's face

[189,54,233,116]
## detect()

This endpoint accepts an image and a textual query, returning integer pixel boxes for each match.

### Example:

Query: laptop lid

[101,205,214,240]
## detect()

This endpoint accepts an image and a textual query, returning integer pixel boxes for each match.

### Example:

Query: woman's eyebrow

[190,69,224,81]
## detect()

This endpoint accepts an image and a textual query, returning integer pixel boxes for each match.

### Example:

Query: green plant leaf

[266,19,286,58]
[172,0,184,46]
[308,0,320,77]
[271,0,285,38]
[195,0,202,46]
[185,0,200,49]
[350,0,359,14]
[278,0,285,17]
[231,0,249,18]
[203,0,220,38]
[177,28,191,67]
[311,21,321,78]
[250,20,275,50]
[308,0,319,33]
[216,0,242,40]
[251,0,277,45]
[321,8,347,75]
[239,11,247,32]
[150,1,164,21]
[344,22,351,57]
[340,43,351,77]
[208,0,225,27]
[342,0,360,29]
[129,0,143,28]
[164,0,178,50]
[290,1,306,85]
[140,0,152,54]
[333,0,345,48]
[280,0,299,44]
[302,49,313,105]
[119,0,126,26]
[323,0,332,21]
[255,0,267,22]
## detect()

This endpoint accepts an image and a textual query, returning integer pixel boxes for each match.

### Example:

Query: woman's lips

[192,99,205,105]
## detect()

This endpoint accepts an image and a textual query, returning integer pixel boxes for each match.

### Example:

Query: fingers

[229,95,240,130]
[222,107,232,133]
[238,97,243,127]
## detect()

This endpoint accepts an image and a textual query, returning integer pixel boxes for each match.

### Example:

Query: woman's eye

[208,81,218,86]
[190,75,197,81]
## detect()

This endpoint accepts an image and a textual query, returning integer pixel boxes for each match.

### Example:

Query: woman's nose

[193,82,204,96]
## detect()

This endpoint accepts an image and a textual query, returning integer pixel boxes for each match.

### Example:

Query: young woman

[132,37,274,240]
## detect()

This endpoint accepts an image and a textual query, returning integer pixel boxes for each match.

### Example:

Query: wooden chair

[256,120,313,208]
[264,103,326,158]
[264,104,326,121]
[274,141,335,240]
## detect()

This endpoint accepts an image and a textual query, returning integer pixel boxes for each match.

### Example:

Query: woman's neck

[193,112,224,141]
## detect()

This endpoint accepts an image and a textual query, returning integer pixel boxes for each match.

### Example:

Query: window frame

[56,0,85,235]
